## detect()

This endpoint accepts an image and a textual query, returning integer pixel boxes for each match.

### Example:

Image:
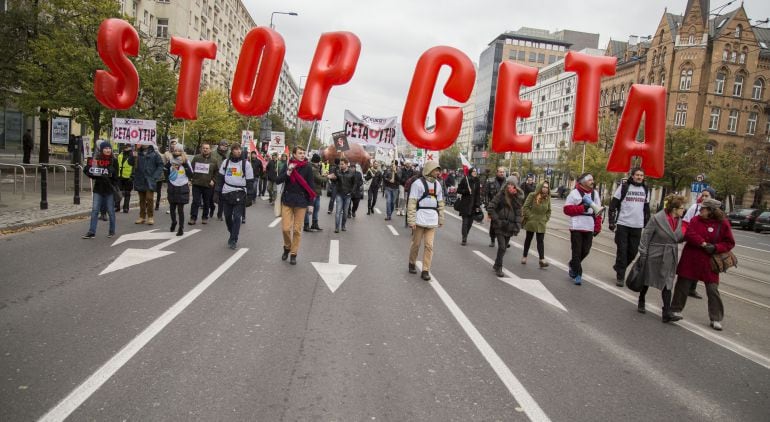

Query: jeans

[191,185,213,220]
[304,195,321,227]
[569,230,593,276]
[89,192,115,234]
[523,231,545,259]
[613,225,642,279]
[223,201,244,244]
[335,194,352,229]
[367,187,379,211]
[384,187,397,218]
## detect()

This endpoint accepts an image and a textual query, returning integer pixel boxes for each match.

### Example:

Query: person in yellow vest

[114,143,135,213]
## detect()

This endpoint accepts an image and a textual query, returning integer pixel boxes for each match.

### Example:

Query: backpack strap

[416,177,439,213]
[223,159,247,190]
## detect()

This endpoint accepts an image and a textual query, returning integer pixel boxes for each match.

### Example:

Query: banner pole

[305,120,316,152]
[581,141,586,174]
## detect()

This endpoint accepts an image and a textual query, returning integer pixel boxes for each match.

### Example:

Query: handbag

[472,209,484,223]
[110,181,123,203]
[454,177,472,212]
[625,255,646,292]
[709,223,738,273]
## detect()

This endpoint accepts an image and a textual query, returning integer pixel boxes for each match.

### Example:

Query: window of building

[722,48,729,61]
[537,53,545,64]
[517,51,525,61]
[705,143,715,155]
[679,68,693,90]
[660,73,666,87]
[156,18,169,38]
[747,112,758,135]
[753,79,764,100]
[739,47,747,64]
[709,107,720,130]
[548,55,556,64]
[735,25,742,38]
[157,0,170,3]
[509,50,517,60]
[529,52,536,62]
[132,1,138,17]
[674,103,687,126]
[727,110,739,133]
[731,51,737,62]
[143,10,149,25]
[715,72,725,94]
[525,41,532,47]
[733,74,744,97]
[688,34,695,45]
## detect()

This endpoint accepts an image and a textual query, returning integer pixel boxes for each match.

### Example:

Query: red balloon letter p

[94,19,140,110]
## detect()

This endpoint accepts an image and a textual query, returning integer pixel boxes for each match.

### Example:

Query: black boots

[311,222,322,231]
[282,247,290,261]
[408,263,417,274]
[303,223,312,232]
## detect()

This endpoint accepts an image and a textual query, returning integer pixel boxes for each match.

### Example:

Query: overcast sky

[244,0,770,142]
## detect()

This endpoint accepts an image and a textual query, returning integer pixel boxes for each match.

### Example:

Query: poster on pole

[423,149,440,163]
[82,136,92,158]
[332,131,350,152]
[51,117,70,145]
[343,110,397,149]
[111,118,157,145]
[268,131,286,155]
[374,147,394,164]
[241,130,255,153]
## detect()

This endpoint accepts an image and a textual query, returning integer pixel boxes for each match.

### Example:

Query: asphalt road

[1,194,769,421]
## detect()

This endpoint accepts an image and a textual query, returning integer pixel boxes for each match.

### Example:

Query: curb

[0,199,145,235]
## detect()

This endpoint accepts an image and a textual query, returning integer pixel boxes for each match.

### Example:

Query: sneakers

[521,256,527,265]
[281,247,290,261]
[710,321,723,331]
[341,227,346,231]
[408,263,417,274]
[303,225,312,232]
[201,218,208,225]
[669,312,683,322]
[135,218,146,224]
[488,240,495,248]
[539,259,549,268]
[573,275,582,286]
[147,217,155,225]
[81,232,95,239]
[334,228,340,233]
[228,240,237,250]
[616,278,625,287]
[420,270,431,281]
[688,290,703,299]
[568,268,577,279]
[107,232,115,238]
[461,239,467,246]
[493,266,504,277]
[188,219,196,226]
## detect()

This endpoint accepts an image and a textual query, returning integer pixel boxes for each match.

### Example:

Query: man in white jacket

[563,173,602,285]
[407,161,445,281]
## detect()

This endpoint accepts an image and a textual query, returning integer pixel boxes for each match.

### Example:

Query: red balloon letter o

[94,19,140,110]
[231,27,286,116]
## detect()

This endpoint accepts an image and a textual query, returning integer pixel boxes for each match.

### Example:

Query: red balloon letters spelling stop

[94,18,666,177]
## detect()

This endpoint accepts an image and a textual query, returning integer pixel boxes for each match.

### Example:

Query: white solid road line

[268,217,282,228]
[374,207,382,215]
[416,262,551,422]
[734,244,770,253]
[387,225,399,236]
[38,248,249,422]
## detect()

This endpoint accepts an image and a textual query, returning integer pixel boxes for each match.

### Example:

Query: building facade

[447,62,477,159]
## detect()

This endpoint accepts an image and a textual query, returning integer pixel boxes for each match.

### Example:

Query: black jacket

[276,162,315,208]
[365,168,383,191]
[485,177,505,204]
[456,176,481,216]
[266,159,278,182]
[352,171,365,199]
[488,189,524,237]
[333,168,357,195]
[382,166,400,189]
[83,155,118,195]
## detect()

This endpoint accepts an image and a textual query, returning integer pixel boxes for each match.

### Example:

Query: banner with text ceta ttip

[343,110,398,149]
[112,118,157,145]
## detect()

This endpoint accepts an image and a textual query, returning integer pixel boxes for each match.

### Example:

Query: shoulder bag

[710,222,738,273]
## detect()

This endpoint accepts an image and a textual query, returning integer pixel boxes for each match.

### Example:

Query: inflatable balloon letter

[564,51,617,142]
[298,32,361,120]
[401,46,476,150]
[170,37,217,119]
[94,19,140,110]
[606,84,667,178]
[231,27,285,116]
[491,62,538,153]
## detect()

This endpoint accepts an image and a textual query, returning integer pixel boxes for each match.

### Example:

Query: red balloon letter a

[607,85,667,178]
[94,19,140,110]
[491,62,538,153]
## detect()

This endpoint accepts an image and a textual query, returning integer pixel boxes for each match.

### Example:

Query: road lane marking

[311,240,356,293]
[373,207,382,215]
[387,225,399,236]
[268,217,281,228]
[735,244,770,253]
[416,262,551,422]
[38,248,249,422]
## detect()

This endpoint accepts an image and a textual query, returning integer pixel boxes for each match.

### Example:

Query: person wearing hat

[133,143,164,225]
[670,197,735,330]
[164,144,193,236]
[681,186,717,299]
[487,175,524,277]
[563,173,603,285]
[407,160,445,281]
[81,141,119,238]
[215,143,254,249]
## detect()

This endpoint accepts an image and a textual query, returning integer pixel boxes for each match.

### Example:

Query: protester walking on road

[521,175,537,199]
[456,168,481,246]
[521,180,551,268]
[407,161,445,281]
[303,154,325,232]
[382,160,399,220]
[608,168,651,286]
[488,176,523,277]
[165,144,193,236]
[365,162,383,215]
[485,167,507,248]
[216,143,254,249]
[328,158,356,233]
[82,141,118,239]
[350,166,365,218]
[133,144,163,225]
[189,142,217,225]
[114,144,135,213]
[563,173,603,285]
[680,187,716,299]
[277,146,316,264]
[670,198,735,330]
[266,152,279,204]
[636,195,686,320]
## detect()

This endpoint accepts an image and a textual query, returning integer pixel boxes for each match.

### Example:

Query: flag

[255,150,267,171]
[284,145,290,155]
[459,152,471,175]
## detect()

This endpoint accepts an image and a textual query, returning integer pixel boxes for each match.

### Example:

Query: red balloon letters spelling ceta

[401,46,476,150]
[491,62,538,153]
[231,27,286,116]
[564,51,617,143]
[170,37,217,119]
[94,19,140,110]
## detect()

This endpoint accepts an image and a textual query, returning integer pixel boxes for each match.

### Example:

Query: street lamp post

[270,11,298,29]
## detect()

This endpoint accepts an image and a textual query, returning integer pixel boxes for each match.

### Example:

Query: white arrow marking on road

[110,229,178,246]
[100,229,201,275]
[311,239,356,293]
[474,251,567,312]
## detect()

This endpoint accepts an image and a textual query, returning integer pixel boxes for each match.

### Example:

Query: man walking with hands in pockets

[407,161,445,281]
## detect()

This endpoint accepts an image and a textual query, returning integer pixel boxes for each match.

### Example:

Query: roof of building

[606,39,628,59]
[753,27,770,59]
[490,28,572,47]
[665,13,683,38]
[710,9,740,38]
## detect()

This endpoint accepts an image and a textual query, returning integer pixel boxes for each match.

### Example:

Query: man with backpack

[608,168,650,286]
[563,173,603,286]
[407,161,445,281]
[215,143,255,249]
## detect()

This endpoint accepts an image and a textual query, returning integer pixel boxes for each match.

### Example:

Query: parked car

[754,211,770,233]
[727,208,761,230]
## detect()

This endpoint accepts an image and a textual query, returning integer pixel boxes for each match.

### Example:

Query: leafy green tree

[566,142,614,199]
[439,144,460,171]
[708,144,753,209]
[0,1,38,106]
[170,89,238,152]
[662,128,710,193]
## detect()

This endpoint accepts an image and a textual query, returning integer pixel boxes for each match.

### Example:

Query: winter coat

[133,146,164,192]
[455,176,481,216]
[333,168,357,196]
[484,177,505,204]
[638,210,684,290]
[83,155,118,195]
[365,168,383,191]
[522,182,551,233]
[276,162,315,208]
[266,160,278,182]
[190,154,218,187]
[382,166,400,189]
[488,189,523,237]
[676,216,735,284]
[311,163,325,195]
[164,161,193,204]
[352,171,365,199]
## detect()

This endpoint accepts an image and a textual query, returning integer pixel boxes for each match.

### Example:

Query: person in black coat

[488,176,524,276]
[82,141,119,238]
[276,146,316,264]
[364,161,383,215]
[164,144,193,236]
[456,168,481,245]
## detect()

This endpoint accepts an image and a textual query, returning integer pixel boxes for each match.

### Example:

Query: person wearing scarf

[164,144,193,236]
[563,172,603,285]
[82,141,118,239]
[276,146,316,265]
[608,168,650,287]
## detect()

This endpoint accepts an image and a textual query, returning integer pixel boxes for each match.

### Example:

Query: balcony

[609,100,625,112]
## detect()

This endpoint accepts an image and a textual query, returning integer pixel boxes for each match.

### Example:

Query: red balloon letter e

[170,37,217,119]
[564,51,616,143]
[231,27,286,116]
[607,85,667,178]
[491,62,538,153]
[94,19,140,110]
[298,32,361,121]
[401,46,476,150]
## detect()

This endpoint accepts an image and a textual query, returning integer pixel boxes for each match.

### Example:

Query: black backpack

[415,177,439,213]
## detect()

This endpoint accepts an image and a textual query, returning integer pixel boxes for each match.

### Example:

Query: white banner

[112,118,157,145]
[51,117,70,145]
[343,110,397,149]
[374,147,395,164]
[268,131,286,155]
[241,130,255,152]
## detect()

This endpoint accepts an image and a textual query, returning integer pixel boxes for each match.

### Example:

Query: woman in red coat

[670,198,735,330]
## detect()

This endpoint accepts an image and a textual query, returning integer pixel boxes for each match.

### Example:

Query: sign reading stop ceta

[94,18,666,177]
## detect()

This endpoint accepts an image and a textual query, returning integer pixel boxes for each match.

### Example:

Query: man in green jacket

[189,142,219,225]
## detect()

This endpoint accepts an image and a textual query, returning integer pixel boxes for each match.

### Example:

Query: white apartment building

[271,62,300,131]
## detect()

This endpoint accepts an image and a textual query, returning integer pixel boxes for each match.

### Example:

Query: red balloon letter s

[170,37,217,120]
[401,46,476,151]
[564,51,616,143]
[491,62,538,153]
[94,19,140,110]
[231,27,285,116]
[298,32,361,121]
[606,85,667,178]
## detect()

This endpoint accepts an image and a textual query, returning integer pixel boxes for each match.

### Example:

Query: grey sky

[245,0,770,142]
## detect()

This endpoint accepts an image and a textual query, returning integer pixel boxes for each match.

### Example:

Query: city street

[1,195,769,421]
